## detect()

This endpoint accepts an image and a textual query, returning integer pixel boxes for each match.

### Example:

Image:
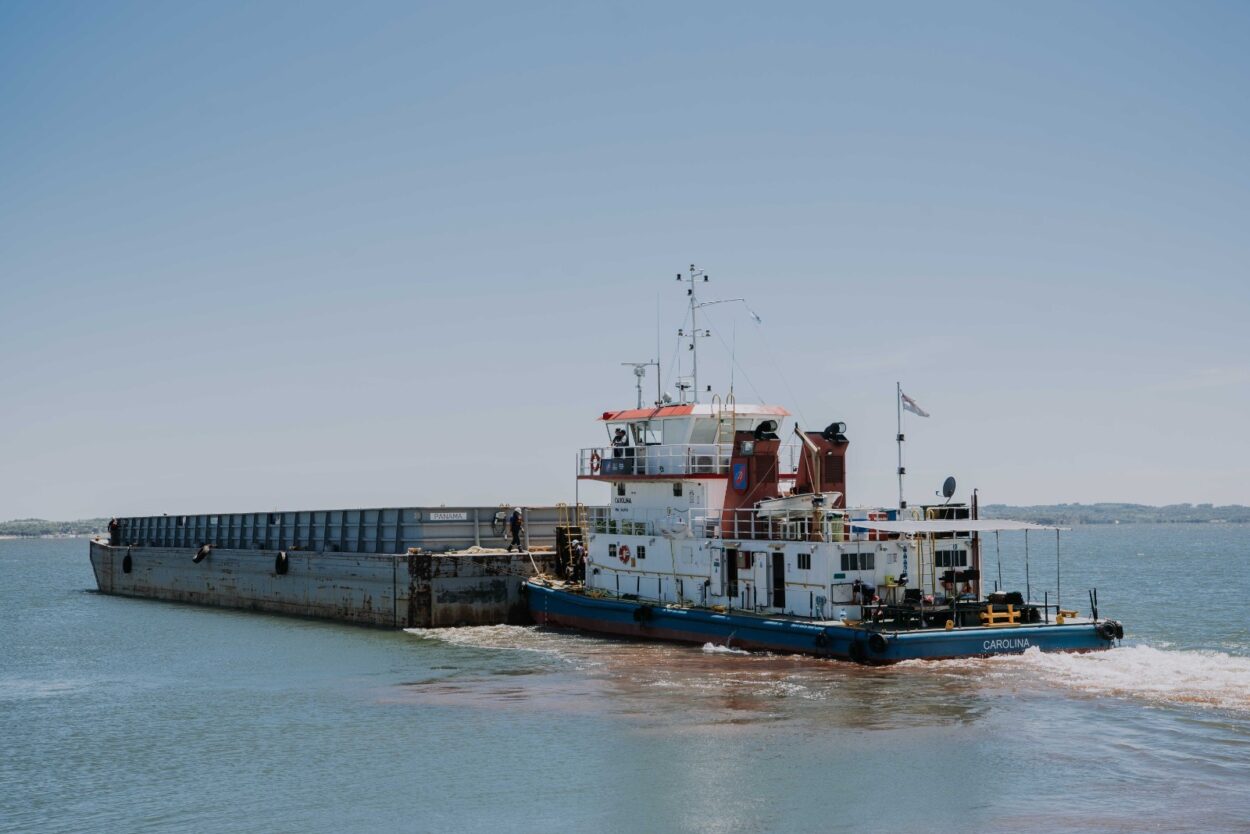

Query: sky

[2,1,1249,519]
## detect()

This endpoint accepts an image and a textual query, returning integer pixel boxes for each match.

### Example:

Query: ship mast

[676,265,763,405]
[678,265,708,403]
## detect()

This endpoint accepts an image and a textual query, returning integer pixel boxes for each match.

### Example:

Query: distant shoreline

[980,503,1250,525]
[3,505,1249,537]
[0,534,101,540]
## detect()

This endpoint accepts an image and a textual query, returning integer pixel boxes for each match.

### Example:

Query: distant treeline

[980,503,1250,525]
[3,505,1249,536]
[0,518,108,537]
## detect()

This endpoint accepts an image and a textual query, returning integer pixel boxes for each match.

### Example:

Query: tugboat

[527,269,1123,663]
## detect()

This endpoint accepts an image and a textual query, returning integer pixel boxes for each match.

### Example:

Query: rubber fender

[122,553,133,574]
[849,640,868,664]
[274,551,289,575]
[1113,621,1125,640]
[193,544,211,564]
[814,631,830,649]
[868,633,889,654]
[632,605,653,623]
[1097,620,1119,641]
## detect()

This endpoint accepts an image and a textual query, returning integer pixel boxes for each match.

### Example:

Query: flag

[900,391,930,418]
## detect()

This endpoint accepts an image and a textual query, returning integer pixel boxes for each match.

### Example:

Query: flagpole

[896,381,905,510]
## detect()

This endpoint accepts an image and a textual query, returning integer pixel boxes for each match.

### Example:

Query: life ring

[618,544,631,564]
[868,633,889,654]
[1097,621,1119,641]
[275,551,289,575]
[193,544,211,564]
[590,450,602,474]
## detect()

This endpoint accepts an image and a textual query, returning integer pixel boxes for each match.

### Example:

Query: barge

[89,505,567,627]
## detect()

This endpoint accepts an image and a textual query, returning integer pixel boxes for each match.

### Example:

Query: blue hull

[526,582,1117,664]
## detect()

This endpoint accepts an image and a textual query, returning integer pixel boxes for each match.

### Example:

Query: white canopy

[846,519,1068,534]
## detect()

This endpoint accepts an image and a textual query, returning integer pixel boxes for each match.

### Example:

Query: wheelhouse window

[631,423,661,446]
[688,419,718,444]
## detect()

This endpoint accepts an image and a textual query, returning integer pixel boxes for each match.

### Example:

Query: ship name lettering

[982,638,1031,651]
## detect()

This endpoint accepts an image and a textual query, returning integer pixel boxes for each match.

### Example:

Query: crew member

[570,539,587,582]
[611,427,628,459]
[853,578,878,606]
[506,508,524,553]
[107,517,120,546]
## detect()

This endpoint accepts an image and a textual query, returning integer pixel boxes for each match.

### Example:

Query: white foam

[404,625,566,655]
[701,642,752,656]
[1000,645,1250,712]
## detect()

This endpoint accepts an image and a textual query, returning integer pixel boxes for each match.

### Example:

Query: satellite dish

[941,476,957,499]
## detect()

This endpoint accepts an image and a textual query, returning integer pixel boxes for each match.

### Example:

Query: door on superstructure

[770,552,785,609]
[726,548,739,601]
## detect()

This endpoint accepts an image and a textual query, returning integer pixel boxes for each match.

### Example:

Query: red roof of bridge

[599,404,789,421]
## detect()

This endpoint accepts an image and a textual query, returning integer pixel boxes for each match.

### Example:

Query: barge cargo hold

[89,505,567,627]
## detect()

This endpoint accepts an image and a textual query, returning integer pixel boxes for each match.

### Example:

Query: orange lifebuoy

[590,450,602,474]
[618,544,631,563]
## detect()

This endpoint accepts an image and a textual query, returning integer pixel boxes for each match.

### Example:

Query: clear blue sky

[3,1,1248,519]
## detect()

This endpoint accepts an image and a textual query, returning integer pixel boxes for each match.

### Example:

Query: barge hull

[90,540,555,628]
[526,582,1116,664]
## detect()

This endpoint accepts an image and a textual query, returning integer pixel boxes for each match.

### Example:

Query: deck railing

[578,440,806,479]
[585,506,872,543]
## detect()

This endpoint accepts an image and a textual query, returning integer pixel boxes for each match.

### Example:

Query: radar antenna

[621,361,660,409]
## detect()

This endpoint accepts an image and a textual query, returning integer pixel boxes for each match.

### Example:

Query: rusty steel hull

[89,539,554,628]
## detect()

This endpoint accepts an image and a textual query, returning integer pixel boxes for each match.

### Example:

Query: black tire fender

[274,551,289,575]
[868,633,889,654]
[632,605,653,623]
[814,631,830,650]
[122,551,133,574]
[1098,621,1119,641]
[193,544,211,564]
[849,640,868,664]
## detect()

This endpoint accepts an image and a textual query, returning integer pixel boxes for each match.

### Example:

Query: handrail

[584,506,858,543]
[578,440,806,478]
[577,443,732,477]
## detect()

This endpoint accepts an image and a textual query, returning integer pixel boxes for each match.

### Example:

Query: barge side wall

[88,540,555,628]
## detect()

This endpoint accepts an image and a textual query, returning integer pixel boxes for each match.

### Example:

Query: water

[3,526,1249,833]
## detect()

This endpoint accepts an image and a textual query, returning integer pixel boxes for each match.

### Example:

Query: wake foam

[1004,645,1250,712]
[404,625,557,653]
[701,642,752,656]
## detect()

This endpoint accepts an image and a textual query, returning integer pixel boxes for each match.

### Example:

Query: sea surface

[3,526,1249,833]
